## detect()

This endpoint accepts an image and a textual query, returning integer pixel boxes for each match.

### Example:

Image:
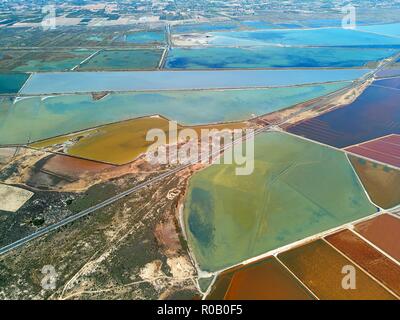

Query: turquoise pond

[206,28,400,47]
[357,23,400,38]
[0,73,30,94]
[78,49,163,71]
[12,50,95,72]
[116,31,165,44]
[20,69,368,95]
[166,47,395,69]
[240,21,274,30]
[303,19,343,28]
[0,82,347,144]
[173,22,239,33]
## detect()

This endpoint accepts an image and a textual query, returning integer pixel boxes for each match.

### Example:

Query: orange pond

[278,239,396,300]
[326,229,400,296]
[355,214,400,262]
[207,257,314,300]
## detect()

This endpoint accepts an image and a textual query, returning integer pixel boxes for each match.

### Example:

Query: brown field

[326,229,400,296]
[224,257,314,300]
[355,214,400,262]
[278,239,396,300]
[42,154,115,178]
[349,155,400,209]
[207,257,314,300]
[206,267,240,300]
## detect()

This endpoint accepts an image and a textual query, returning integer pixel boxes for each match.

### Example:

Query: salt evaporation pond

[20,69,369,94]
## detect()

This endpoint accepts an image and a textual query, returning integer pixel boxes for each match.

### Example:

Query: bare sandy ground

[0,183,33,212]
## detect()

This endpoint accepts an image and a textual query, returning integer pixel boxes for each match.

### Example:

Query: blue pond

[287,79,400,148]
[166,47,395,69]
[21,69,369,95]
[207,28,400,47]
[357,23,400,38]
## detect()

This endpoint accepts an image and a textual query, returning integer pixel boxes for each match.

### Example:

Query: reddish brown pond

[278,239,396,300]
[43,154,115,179]
[207,257,314,300]
[355,214,400,262]
[326,229,400,296]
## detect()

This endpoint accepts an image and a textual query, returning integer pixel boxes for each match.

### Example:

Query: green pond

[78,49,163,71]
[183,132,377,272]
[12,50,94,72]
[0,82,346,144]
[0,73,29,94]
[117,31,165,45]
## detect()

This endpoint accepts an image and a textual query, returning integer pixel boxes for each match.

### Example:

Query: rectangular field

[207,257,314,300]
[326,229,400,296]
[78,49,163,71]
[355,214,400,262]
[278,239,396,300]
[345,134,400,168]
